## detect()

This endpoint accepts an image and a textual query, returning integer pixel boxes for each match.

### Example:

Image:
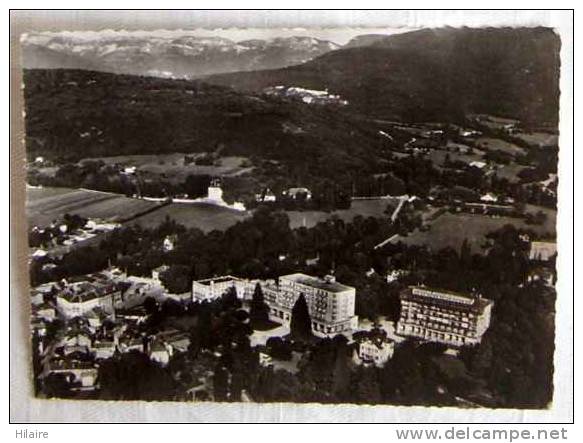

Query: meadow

[474,137,527,157]
[287,198,398,229]
[129,202,250,232]
[86,154,253,184]
[512,132,558,148]
[390,206,556,252]
[26,186,161,227]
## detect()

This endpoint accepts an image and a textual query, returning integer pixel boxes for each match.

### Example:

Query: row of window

[399,323,477,344]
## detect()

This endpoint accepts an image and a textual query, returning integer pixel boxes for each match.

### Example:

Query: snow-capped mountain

[21,32,341,79]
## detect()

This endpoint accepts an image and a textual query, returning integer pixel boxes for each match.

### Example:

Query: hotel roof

[280,273,354,293]
[402,286,493,311]
[59,279,119,303]
[195,275,241,286]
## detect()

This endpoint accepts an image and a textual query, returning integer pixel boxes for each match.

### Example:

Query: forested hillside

[23,68,386,170]
[206,27,561,124]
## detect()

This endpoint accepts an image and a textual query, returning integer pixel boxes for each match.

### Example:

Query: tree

[159,265,191,294]
[63,213,87,232]
[221,286,241,310]
[355,367,382,404]
[355,284,381,321]
[98,351,177,401]
[332,339,351,400]
[290,294,312,341]
[143,296,159,316]
[213,363,230,402]
[43,373,75,398]
[266,337,292,361]
[250,283,270,324]
[460,238,472,267]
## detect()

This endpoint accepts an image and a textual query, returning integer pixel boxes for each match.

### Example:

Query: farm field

[390,207,556,252]
[129,202,250,232]
[26,186,162,227]
[85,154,253,183]
[287,198,398,229]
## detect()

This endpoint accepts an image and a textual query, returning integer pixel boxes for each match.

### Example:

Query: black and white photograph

[9,9,574,424]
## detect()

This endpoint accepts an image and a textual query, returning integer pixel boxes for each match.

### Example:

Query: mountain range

[21,33,340,79]
[205,27,561,124]
[22,28,561,124]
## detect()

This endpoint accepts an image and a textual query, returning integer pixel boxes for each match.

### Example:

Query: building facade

[396,286,493,347]
[191,273,358,337]
[151,265,169,282]
[270,273,358,337]
[56,281,122,318]
[356,337,395,367]
[529,241,557,262]
[207,178,223,201]
[192,275,253,302]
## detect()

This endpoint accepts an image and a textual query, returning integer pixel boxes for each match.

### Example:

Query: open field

[85,154,253,183]
[474,137,527,157]
[129,202,250,232]
[287,198,398,229]
[26,186,161,227]
[390,208,556,252]
[524,204,557,234]
[445,141,485,156]
[512,132,558,148]
[426,148,484,168]
[494,163,530,182]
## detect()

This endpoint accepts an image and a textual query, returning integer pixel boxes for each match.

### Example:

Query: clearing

[287,198,399,229]
[511,132,558,148]
[26,186,162,227]
[86,154,253,183]
[129,202,250,232]
[390,208,556,252]
[473,137,527,157]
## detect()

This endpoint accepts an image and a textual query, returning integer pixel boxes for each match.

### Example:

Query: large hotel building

[191,275,253,301]
[191,272,358,337]
[270,273,358,337]
[396,286,494,346]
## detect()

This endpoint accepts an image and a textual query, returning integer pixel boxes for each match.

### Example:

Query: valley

[21,26,561,409]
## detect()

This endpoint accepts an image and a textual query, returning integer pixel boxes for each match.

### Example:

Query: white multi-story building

[529,241,557,262]
[284,187,312,200]
[396,286,493,347]
[56,280,122,319]
[356,337,395,367]
[270,273,358,337]
[191,273,358,337]
[92,341,116,360]
[148,340,172,366]
[163,236,175,252]
[192,275,253,302]
[255,188,277,203]
[207,178,223,201]
[45,359,99,388]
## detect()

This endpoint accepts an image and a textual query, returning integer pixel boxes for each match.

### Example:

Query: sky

[23,27,416,46]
